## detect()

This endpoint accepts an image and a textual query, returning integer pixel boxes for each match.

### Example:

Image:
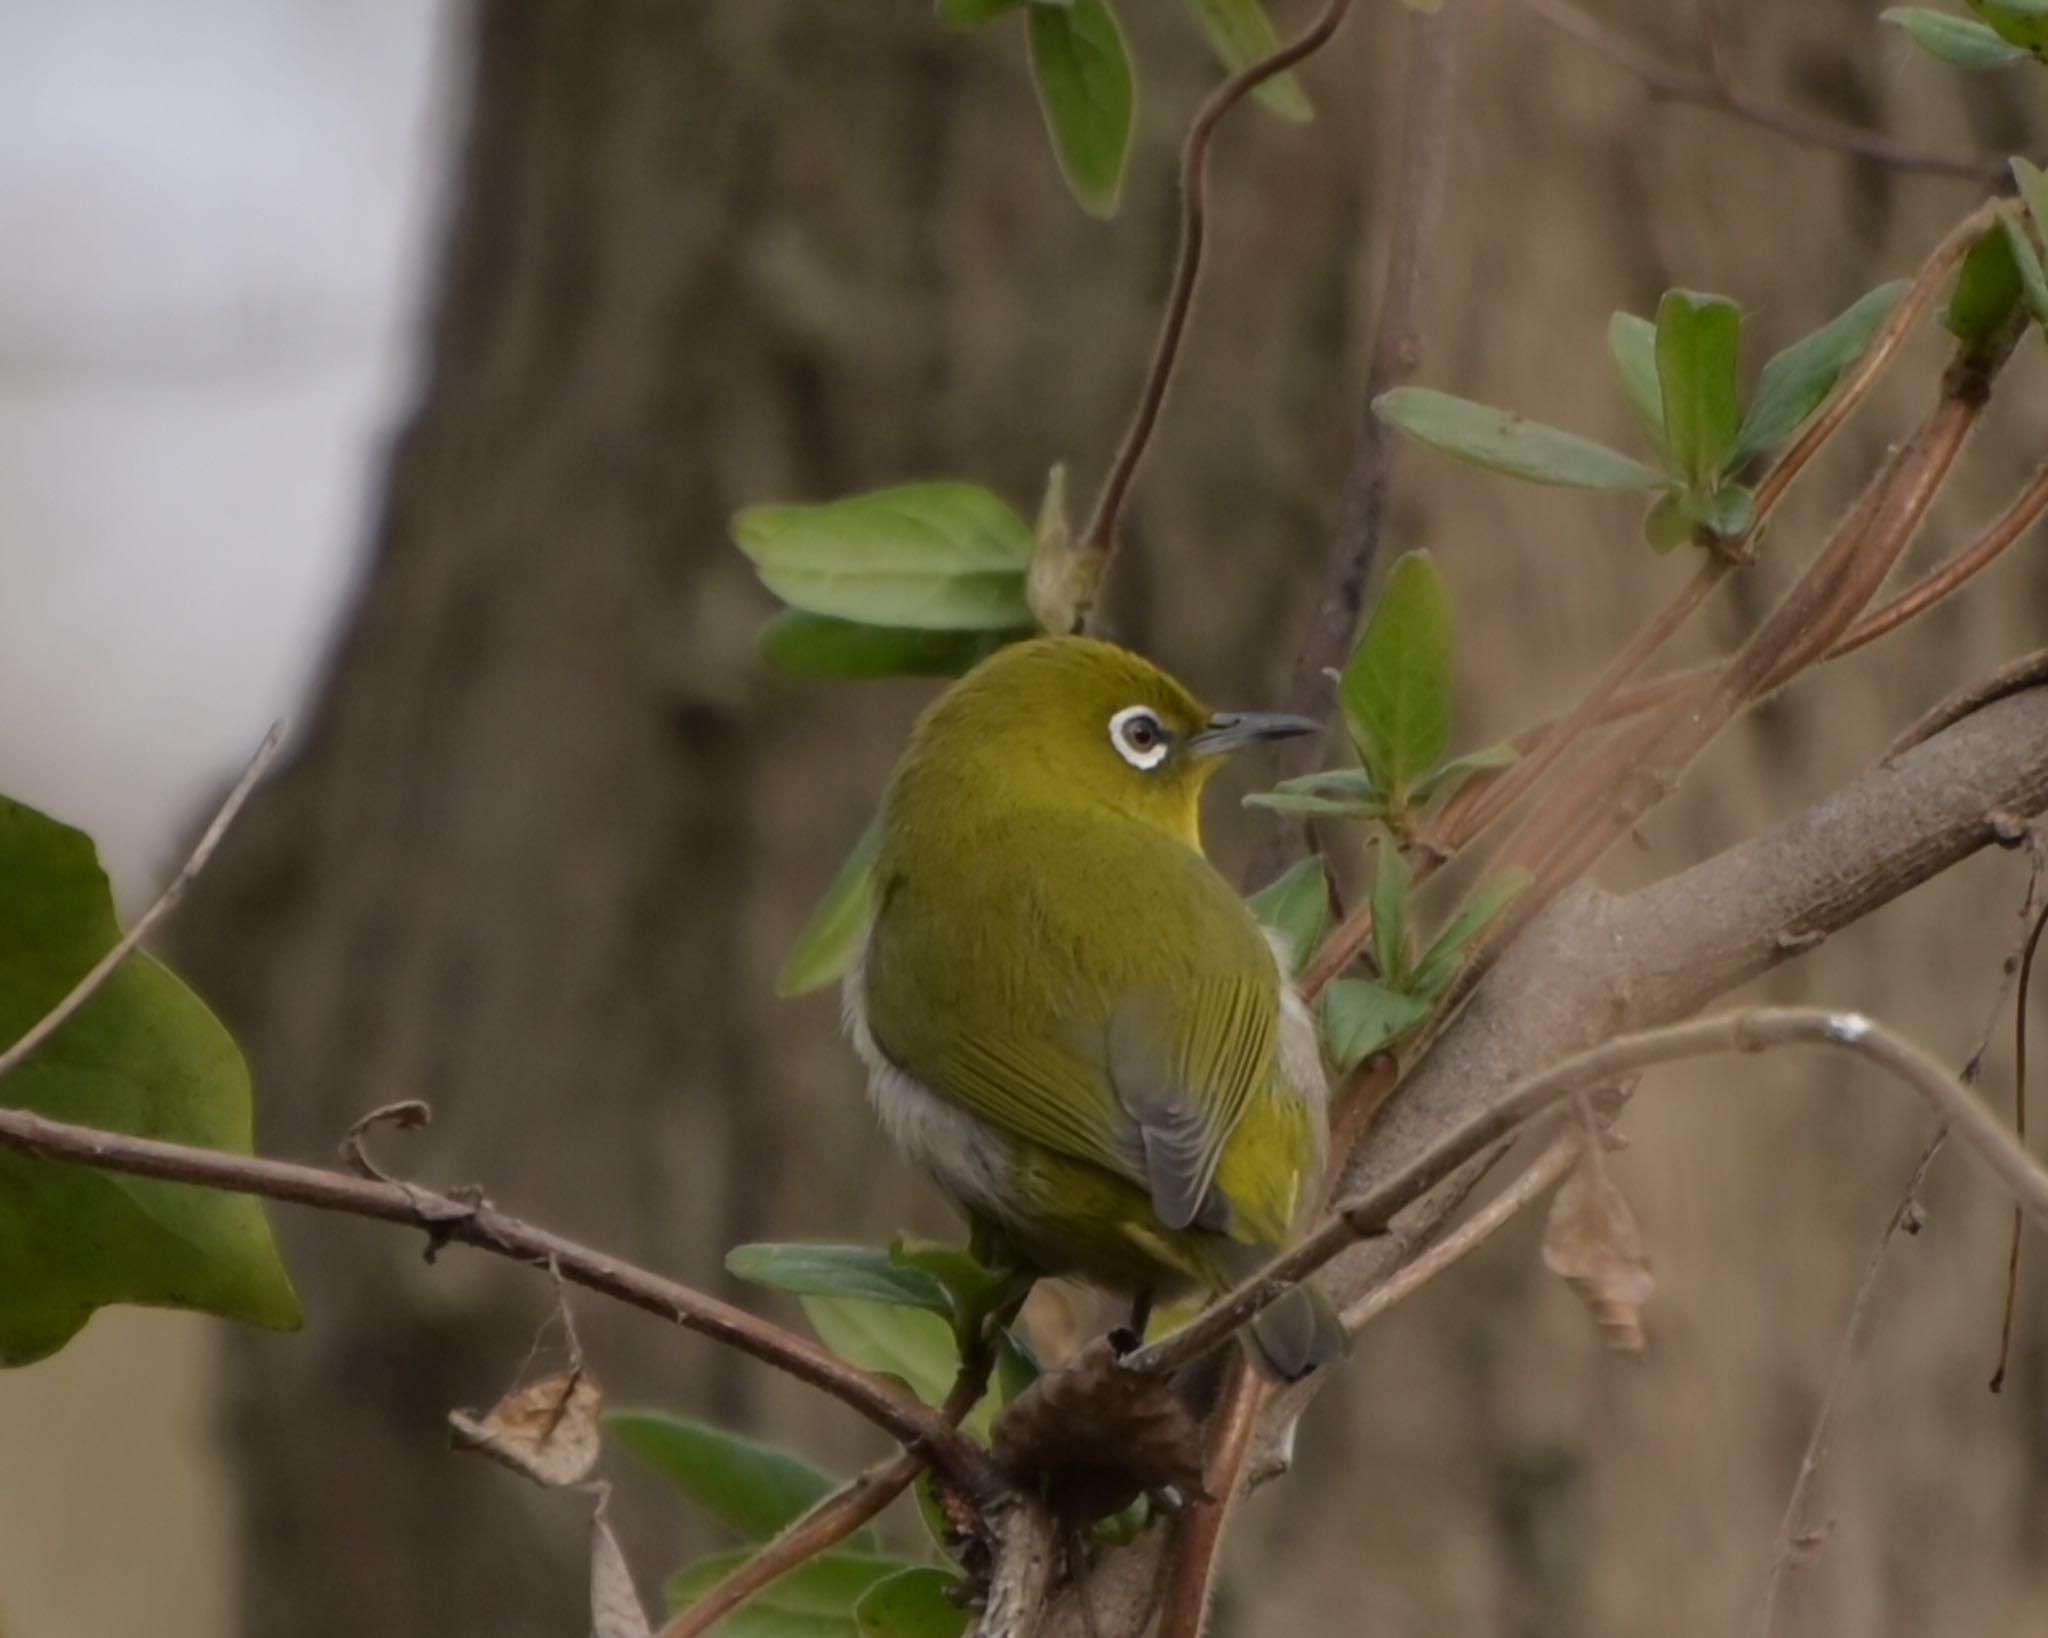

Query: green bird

[847,635,1346,1379]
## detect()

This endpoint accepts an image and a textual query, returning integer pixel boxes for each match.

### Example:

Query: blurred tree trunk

[175,3,2048,1637]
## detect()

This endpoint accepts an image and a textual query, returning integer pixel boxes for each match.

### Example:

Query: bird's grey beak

[1190,710,1322,758]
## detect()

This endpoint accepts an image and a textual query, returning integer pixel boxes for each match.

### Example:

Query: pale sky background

[0,4,452,1634]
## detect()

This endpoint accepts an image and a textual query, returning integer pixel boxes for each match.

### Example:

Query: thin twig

[1990,896,2048,1391]
[1072,0,1356,624]
[0,1104,1004,1498]
[1510,0,2007,182]
[1155,1355,1265,1638]
[0,723,285,1088]
[658,1362,998,1638]
[1341,1127,1582,1331]
[1123,1006,2048,1378]
[1754,837,2047,1635]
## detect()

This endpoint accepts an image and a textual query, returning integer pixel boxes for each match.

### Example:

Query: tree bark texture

[175,3,2048,1635]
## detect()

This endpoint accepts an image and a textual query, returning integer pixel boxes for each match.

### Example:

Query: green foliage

[1409,871,1527,999]
[1246,854,1330,975]
[801,1296,962,1410]
[1370,840,1411,988]
[1883,6,2032,64]
[735,484,1035,634]
[1997,204,2048,327]
[1027,0,1136,218]
[1242,769,1382,819]
[856,1568,970,1638]
[1654,290,1743,488]
[1371,387,1664,491]
[609,1413,874,1550]
[777,819,880,998]
[1339,551,1453,808]
[727,1242,955,1316]
[1186,0,1313,121]
[1731,281,1907,466]
[758,613,1026,681]
[0,796,300,1365]
[1968,0,2048,51]
[1945,224,2025,350]
[1606,312,1667,455]
[665,1549,908,1633]
[1321,978,1431,1069]
[1408,743,1519,807]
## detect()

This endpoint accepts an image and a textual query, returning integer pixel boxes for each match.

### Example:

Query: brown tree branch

[1509,0,2008,182]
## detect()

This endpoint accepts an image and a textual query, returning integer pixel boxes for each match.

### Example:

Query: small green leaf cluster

[1241,554,1524,1068]
[1373,281,1907,552]
[1246,551,1514,833]
[0,795,301,1367]
[938,0,1312,219]
[613,1240,1047,1635]
[1884,3,2048,68]
[1950,160,2048,356]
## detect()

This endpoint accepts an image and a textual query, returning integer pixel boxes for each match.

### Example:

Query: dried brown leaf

[991,1336,1209,1522]
[588,1486,652,1638]
[1541,1151,1656,1353]
[448,1365,603,1487]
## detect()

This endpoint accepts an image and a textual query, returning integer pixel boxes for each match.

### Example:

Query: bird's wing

[865,823,1279,1233]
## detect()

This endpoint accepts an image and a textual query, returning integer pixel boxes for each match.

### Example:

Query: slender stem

[0,724,284,1088]
[1073,0,1356,622]
[1990,897,2048,1392]
[1124,1006,2048,1378]
[1156,1357,1265,1638]
[1340,1127,1582,1331]
[657,1363,997,1638]
[1510,0,2006,182]
[0,1101,1003,1499]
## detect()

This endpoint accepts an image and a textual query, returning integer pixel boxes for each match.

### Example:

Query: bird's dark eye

[1109,705,1170,770]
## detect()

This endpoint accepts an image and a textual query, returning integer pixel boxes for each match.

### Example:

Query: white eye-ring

[1108,704,1170,771]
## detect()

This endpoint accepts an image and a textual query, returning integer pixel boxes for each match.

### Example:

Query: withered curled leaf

[991,1335,1209,1522]
[449,1365,603,1487]
[1542,1150,1656,1354]
[588,1486,652,1638]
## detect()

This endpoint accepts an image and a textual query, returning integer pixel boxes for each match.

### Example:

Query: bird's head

[891,636,1319,846]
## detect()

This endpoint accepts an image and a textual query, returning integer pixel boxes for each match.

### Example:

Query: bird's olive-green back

[862,637,1305,1247]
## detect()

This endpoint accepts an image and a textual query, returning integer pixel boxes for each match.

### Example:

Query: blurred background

[2,2,2046,1635]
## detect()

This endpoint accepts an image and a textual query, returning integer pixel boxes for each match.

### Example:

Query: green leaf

[1246,854,1330,976]
[1997,204,2048,328]
[1731,281,1909,465]
[777,819,880,998]
[1241,774,1384,819]
[937,0,1024,27]
[0,796,301,1365]
[1409,743,1520,807]
[1373,388,1663,490]
[1320,978,1432,1070]
[801,1297,961,1410]
[2011,157,2048,238]
[607,1413,872,1550]
[1185,0,1314,121]
[1641,489,1698,552]
[1967,0,2048,50]
[1606,312,1667,456]
[1698,483,1757,541]
[1369,841,1411,989]
[994,1329,1042,1404]
[886,1235,1032,1335]
[1340,551,1454,804]
[855,1568,971,1638]
[1654,290,1742,486]
[1411,871,1528,999]
[1883,6,2030,64]
[1945,225,2023,349]
[758,612,1026,681]
[665,1549,908,1633]
[735,484,1034,632]
[726,1243,953,1315]
[1027,0,1136,218]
